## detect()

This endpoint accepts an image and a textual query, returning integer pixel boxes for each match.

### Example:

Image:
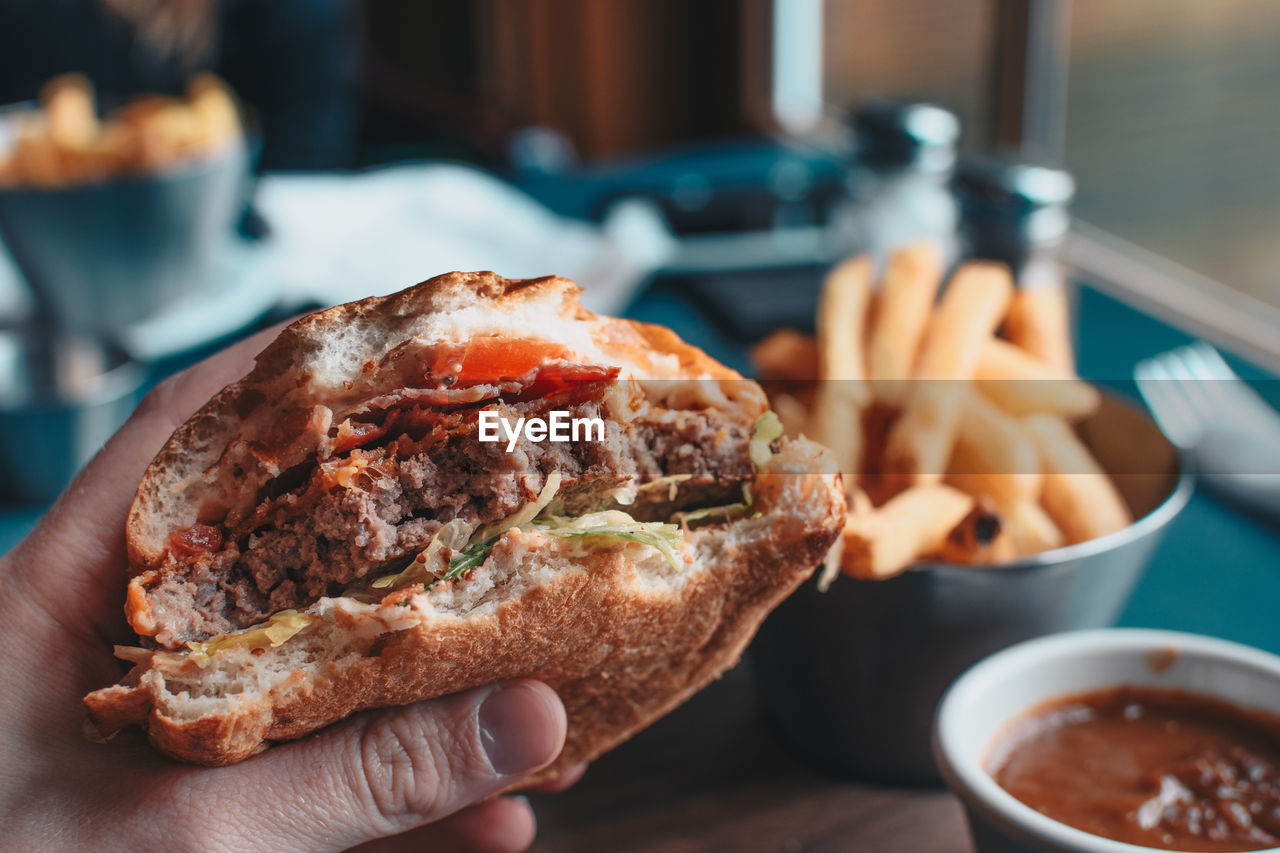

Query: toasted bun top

[127,271,754,571]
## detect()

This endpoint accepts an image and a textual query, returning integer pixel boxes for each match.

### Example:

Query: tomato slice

[431,339,574,385]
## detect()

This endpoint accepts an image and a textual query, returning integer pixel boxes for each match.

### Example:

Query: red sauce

[990,686,1280,851]
[169,524,223,555]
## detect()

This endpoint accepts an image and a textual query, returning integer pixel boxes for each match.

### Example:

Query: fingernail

[477,682,559,775]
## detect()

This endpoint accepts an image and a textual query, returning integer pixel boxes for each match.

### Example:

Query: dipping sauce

[989,687,1280,852]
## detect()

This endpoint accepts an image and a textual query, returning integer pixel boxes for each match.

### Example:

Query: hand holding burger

[0,325,574,853]
[0,272,844,851]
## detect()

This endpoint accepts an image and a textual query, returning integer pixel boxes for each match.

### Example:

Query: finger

[347,797,536,853]
[180,681,566,853]
[524,762,586,794]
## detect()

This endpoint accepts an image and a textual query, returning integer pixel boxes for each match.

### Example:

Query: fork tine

[1177,344,1250,424]
[1139,343,1280,485]
[1164,348,1218,424]
[1179,343,1280,439]
[1178,344,1235,405]
[1183,343,1237,381]
[1136,357,1202,447]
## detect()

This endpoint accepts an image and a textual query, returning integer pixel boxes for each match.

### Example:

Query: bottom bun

[85,438,845,776]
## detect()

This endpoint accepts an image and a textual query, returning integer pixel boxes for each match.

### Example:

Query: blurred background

[1,0,1279,504]
[7,5,1280,846]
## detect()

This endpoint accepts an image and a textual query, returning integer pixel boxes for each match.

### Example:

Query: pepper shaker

[953,155,1077,373]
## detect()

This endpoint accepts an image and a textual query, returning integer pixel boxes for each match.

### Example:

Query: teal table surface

[2,275,1276,655]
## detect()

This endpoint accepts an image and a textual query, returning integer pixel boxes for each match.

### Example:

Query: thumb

[184,681,566,853]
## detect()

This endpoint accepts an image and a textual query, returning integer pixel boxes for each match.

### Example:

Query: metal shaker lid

[953,155,1075,250]
[852,101,960,174]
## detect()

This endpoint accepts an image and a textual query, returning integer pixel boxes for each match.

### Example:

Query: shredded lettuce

[375,501,683,599]
[537,510,683,570]
[186,609,313,659]
[750,410,783,469]
[372,518,474,590]
[672,502,751,530]
[670,483,758,530]
[473,470,563,543]
[635,473,693,503]
[601,484,638,506]
[373,473,565,595]
[358,449,774,602]
[371,536,497,596]
[444,539,497,576]
[190,412,786,658]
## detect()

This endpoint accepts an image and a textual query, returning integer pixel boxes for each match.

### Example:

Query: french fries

[809,256,873,476]
[770,392,810,438]
[841,485,974,579]
[187,73,242,145]
[1001,499,1065,555]
[931,500,1017,565]
[867,242,944,405]
[750,329,819,381]
[8,119,65,187]
[883,262,1014,488]
[976,338,1100,418]
[1004,281,1075,375]
[756,248,1130,579]
[41,74,97,149]
[962,389,1039,489]
[816,255,873,400]
[0,72,242,189]
[810,384,864,477]
[1024,414,1132,545]
[947,391,1041,507]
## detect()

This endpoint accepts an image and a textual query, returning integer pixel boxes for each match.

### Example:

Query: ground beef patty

[144,397,755,643]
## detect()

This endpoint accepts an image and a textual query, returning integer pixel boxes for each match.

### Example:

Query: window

[1067,0,1280,309]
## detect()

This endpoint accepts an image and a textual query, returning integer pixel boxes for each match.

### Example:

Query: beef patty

[143,389,756,645]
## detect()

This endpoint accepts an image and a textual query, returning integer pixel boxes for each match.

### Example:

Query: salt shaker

[832,100,961,267]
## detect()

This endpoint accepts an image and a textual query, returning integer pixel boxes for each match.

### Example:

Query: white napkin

[254,162,672,315]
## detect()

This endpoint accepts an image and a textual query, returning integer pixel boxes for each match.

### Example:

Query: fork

[1135,343,1280,523]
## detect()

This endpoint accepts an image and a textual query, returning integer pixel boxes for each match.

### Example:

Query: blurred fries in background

[975,338,1100,418]
[866,243,944,406]
[841,484,973,580]
[0,72,242,188]
[1004,283,1075,375]
[946,391,1041,509]
[809,255,873,476]
[1023,413,1132,545]
[934,499,1016,566]
[882,261,1013,491]
[750,241,1133,581]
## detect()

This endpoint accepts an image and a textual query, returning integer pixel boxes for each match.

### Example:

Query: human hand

[0,327,579,852]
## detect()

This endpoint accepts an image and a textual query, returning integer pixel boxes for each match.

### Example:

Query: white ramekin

[934,629,1280,853]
